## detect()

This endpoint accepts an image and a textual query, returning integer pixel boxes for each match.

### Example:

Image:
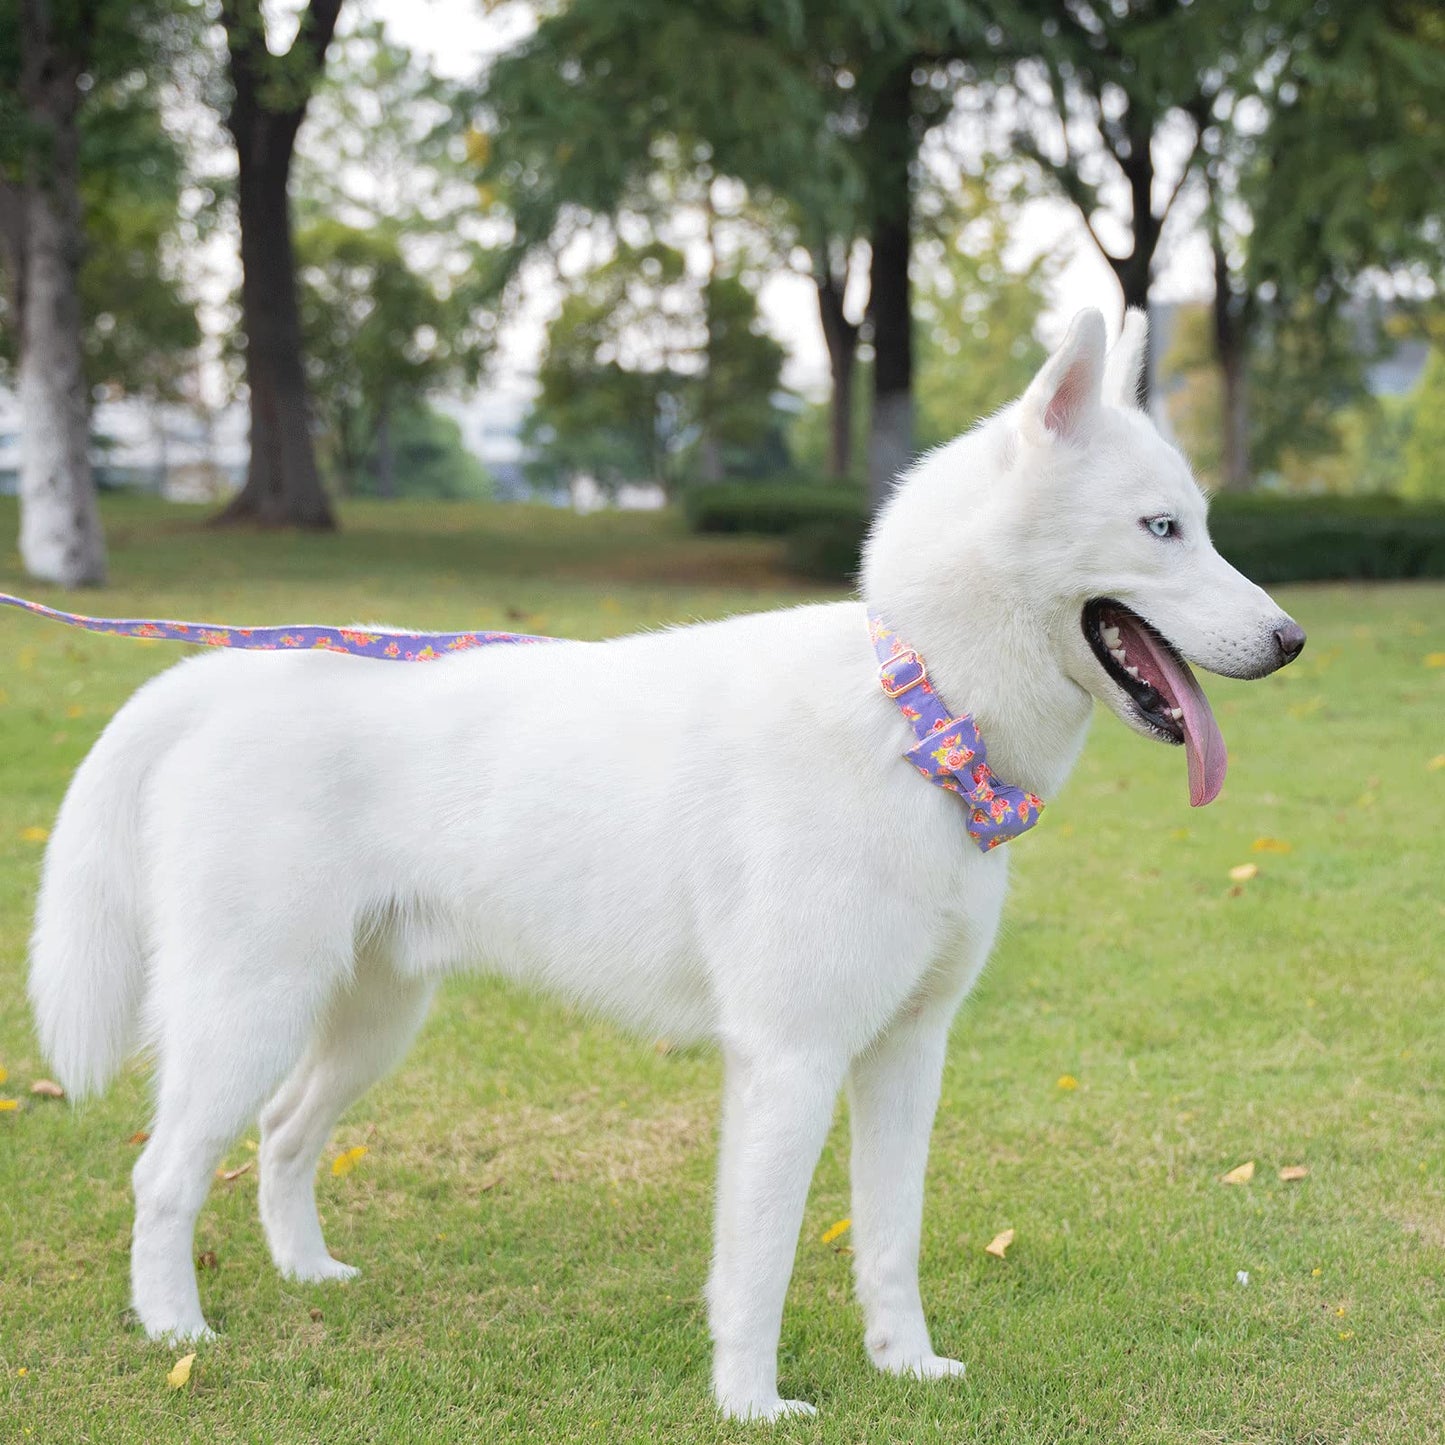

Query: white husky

[29,308,1303,1420]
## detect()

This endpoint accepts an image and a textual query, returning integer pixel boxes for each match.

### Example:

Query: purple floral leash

[0,590,553,660]
[0,590,1042,852]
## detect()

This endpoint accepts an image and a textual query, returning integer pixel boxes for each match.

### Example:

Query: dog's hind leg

[258,955,435,1282]
[131,942,340,1343]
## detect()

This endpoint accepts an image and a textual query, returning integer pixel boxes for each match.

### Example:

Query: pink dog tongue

[1119,619,1228,808]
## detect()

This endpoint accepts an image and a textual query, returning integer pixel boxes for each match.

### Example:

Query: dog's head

[1007,307,1303,805]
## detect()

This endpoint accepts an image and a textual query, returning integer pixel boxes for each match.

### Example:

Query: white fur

[28,308,1300,1420]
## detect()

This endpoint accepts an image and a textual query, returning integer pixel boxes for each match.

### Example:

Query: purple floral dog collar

[0,591,552,660]
[869,613,1044,852]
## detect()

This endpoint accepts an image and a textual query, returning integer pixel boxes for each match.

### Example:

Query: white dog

[29,308,1303,1420]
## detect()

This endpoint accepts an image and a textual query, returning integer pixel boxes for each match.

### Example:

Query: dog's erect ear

[1018,308,1107,447]
[1104,308,1148,410]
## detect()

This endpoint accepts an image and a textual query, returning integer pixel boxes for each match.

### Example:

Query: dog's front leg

[847,1009,965,1380]
[707,1044,845,1421]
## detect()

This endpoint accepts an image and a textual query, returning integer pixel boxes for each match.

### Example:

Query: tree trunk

[10,0,106,586]
[218,123,333,527]
[1212,240,1253,490]
[1109,113,1159,407]
[865,63,916,512]
[815,269,858,482]
[697,212,724,484]
[216,0,341,528]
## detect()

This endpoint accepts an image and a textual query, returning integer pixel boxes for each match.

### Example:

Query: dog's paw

[145,1318,216,1345]
[873,1350,966,1381]
[282,1257,360,1284]
[718,1395,818,1422]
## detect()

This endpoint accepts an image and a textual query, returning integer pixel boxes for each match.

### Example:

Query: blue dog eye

[1145,516,1175,538]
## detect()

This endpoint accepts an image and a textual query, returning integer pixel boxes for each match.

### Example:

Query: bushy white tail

[28,674,181,1099]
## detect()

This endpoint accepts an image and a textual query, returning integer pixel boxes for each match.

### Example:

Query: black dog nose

[1275,621,1306,665]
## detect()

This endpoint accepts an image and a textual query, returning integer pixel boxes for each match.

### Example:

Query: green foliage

[0,0,201,398]
[1250,1,1445,299]
[351,405,491,502]
[296,217,471,493]
[525,241,788,491]
[912,203,1056,452]
[75,79,200,400]
[1399,350,1445,501]
[1159,300,1376,487]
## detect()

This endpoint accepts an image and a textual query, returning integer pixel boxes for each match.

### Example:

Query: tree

[216,0,342,528]
[72,74,201,408]
[1005,0,1291,407]
[0,24,201,404]
[912,210,1056,451]
[478,0,1004,509]
[356,404,491,501]
[0,0,117,584]
[295,218,476,497]
[1399,350,1445,501]
[1249,1,1445,306]
[524,240,786,491]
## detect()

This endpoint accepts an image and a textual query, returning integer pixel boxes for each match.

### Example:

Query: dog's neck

[864,582,1093,804]
[861,431,1095,803]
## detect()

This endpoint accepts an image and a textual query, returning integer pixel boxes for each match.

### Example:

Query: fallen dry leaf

[1228,863,1259,883]
[19,826,48,843]
[196,1250,218,1270]
[331,1144,368,1178]
[166,1353,196,1391]
[1252,837,1292,854]
[984,1228,1015,1258]
[29,1079,64,1099]
[127,1130,151,1146]
[1279,1164,1309,1182]
[820,1218,851,1245]
[309,1308,323,1323]
[1221,1160,1256,1185]
[215,1161,252,1182]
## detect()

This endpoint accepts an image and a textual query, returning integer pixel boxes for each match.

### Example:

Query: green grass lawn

[1,496,1443,1443]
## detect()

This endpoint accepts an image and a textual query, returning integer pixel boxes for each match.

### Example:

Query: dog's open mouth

[1082,599,1228,807]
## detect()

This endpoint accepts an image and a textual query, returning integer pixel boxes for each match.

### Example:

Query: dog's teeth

[1101,626,1121,648]
[1125,665,1140,679]
[1169,707,1183,721]
[1109,647,1126,663]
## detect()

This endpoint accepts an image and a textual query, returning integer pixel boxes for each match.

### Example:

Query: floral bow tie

[868,613,1045,852]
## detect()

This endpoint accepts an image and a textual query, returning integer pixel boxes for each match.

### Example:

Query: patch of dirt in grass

[1383,1204,1445,1252]
[388,1096,713,1196]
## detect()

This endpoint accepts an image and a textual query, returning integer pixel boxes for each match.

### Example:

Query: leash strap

[867,612,1044,852]
[0,591,552,660]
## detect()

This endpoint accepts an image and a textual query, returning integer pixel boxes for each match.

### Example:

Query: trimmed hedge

[687,483,1445,586]
[1208,494,1445,584]
[683,481,865,537]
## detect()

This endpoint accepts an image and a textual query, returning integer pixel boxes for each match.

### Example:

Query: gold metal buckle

[880,649,927,698]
